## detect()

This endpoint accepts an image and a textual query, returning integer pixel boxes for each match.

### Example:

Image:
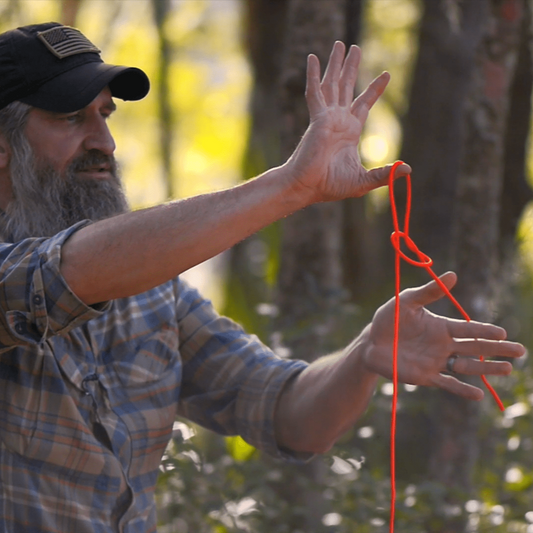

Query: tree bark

[61,0,82,26]
[400,0,487,273]
[242,0,289,179]
[273,2,349,531]
[276,0,348,361]
[151,0,175,200]
[341,0,380,305]
[499,0,533,282]
[378,0,488,491]
[427,2,527,531]
[220,0,289,340]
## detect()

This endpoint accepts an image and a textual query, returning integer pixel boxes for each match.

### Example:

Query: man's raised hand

[286,41,411,204]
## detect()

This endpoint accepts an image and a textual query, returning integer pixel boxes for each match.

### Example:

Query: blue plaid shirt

[0,222,308,533]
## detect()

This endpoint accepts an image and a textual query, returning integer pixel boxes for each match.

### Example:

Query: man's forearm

[60,165,309,305]
[274,325,379,454]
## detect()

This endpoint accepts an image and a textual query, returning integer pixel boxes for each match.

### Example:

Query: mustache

[69,150,117,175]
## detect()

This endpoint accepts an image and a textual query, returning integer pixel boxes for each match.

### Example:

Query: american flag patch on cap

[37,26,100,59]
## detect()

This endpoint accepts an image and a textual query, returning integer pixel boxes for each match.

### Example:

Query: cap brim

[20,61,150,113]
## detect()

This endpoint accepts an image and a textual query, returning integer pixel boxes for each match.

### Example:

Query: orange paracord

[387,160,504,532]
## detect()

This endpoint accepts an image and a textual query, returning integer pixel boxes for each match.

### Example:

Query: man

[0,22,524,533]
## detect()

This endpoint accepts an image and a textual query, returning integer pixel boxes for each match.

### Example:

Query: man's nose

[83,116,116,156]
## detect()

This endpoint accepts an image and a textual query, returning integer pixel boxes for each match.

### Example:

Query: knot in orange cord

[387,160,504,533]
[388,167,433,268]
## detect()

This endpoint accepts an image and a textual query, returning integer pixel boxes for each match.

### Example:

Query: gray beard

[0,149,129,242]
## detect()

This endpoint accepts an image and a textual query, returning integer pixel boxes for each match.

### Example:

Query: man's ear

[0,132,10,169]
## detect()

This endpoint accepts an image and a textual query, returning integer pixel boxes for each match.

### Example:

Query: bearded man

[0,22,523,533]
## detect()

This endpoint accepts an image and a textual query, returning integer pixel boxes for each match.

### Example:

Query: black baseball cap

[0,22,150,112]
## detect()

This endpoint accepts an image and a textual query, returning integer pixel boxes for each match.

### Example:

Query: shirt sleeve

[175,278,312,461]
[0,221,110,350]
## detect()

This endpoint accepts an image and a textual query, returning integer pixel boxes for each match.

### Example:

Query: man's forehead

[93,86,116,110]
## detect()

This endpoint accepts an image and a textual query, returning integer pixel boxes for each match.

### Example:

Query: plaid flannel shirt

[0,222,308,533]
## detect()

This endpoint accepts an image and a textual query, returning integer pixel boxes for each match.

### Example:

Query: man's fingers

[401,271,458,308]
[305,54,326,117]
[445,319,508,341]
[321,41,345,105]
[363,162,412,193]
[307,42,388,121]
[431,374,485,401]
[444,357,513,376]
[350,71,390,122]
[451,337,525,359]
[338,44,361,106]
[390,161,412,180]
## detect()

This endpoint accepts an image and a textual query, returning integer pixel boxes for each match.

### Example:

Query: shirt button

[33,294,43,305]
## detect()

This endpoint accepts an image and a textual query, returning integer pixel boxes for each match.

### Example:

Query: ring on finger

[446,354,459,374]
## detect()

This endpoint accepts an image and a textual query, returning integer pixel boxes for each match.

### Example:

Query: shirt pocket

[109,324,180,388]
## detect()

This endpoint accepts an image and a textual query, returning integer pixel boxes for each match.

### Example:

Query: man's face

[24,87,117,179]
[1,88,129,241]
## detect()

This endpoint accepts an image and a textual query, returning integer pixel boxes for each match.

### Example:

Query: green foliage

[157,390,533,533]
[226,436,258,463]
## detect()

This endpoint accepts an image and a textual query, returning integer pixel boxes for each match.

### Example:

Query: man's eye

[65,113,81,123]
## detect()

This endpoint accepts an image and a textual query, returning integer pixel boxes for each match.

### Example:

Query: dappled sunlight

[361,133,390,162]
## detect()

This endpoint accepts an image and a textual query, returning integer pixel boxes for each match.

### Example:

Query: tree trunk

[151,0,175,200]
[427,2,527,531]
[274,2,349,531]
[400,0,487,275]
[498,0,533,293]
[220,0,289,340]
[242,0,289,179]
[380,0,488,490]
[341,0,381,305]
[276,0,348,360]
[61,0,82,26]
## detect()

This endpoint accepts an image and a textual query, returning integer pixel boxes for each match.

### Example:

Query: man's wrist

[345,323,380,380]
[270,160,320,210]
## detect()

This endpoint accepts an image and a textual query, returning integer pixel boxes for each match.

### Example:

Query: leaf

[225,436,257,462]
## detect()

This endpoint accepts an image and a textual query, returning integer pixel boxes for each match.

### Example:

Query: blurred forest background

[4,0,533,532]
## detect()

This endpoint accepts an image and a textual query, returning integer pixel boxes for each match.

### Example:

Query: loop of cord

[387,160,504,533]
